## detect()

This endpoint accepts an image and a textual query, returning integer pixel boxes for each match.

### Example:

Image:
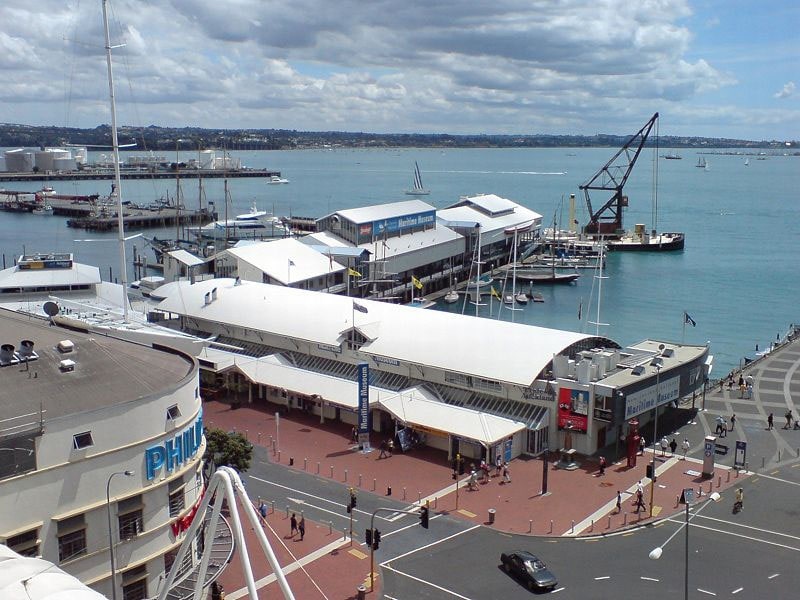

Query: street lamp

[649,490,720,600]
[106,470,135,600]
[649,358,663,517]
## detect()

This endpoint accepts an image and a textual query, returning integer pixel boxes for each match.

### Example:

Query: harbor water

[1,146,796,378]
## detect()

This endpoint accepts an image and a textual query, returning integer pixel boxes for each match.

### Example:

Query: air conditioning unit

[631,365,645,376]
[57,340,74,353]
[59,359,76,372]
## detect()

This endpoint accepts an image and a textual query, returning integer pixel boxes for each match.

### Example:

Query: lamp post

[106,470,135,600]
[649,361,662,517]
[649,490,720,600]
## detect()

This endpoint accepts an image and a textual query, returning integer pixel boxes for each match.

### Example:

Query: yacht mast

[102,0,129,321]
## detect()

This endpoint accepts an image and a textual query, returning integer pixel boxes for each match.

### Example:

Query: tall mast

[102,0,128,321]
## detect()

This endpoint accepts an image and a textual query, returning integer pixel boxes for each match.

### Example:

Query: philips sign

[145,411,204,480]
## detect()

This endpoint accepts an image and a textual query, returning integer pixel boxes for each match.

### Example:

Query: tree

[203,427,253,473]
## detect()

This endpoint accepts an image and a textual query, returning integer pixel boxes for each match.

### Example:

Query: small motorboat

[515,292,529,304]
[532,292,545,303]
[443,289,459,304]
[268,175,290,184]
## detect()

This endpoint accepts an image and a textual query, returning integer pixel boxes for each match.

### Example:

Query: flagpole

[682,311,686,344]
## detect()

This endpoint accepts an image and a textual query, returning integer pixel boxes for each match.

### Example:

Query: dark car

[500,550,558,592]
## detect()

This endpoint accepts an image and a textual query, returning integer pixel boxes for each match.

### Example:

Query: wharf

[0,168,280,183]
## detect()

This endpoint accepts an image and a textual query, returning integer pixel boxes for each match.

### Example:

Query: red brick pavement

[205,399,749,597]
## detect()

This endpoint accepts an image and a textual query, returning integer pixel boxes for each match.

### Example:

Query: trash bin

[488,508,496,524]
[356,584,367,600]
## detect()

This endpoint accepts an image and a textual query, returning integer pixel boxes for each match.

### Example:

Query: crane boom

[580,113,658,235]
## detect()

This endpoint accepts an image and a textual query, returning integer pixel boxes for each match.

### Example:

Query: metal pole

[541,449,549,494]
[650,364,662,518]
[106,470,133,600]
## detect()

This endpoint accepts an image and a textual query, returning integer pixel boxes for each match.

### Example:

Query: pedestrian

[767,412,774,430]
[635,489,646,513]
[639,436,646,456]
[378,439,389,459]
[734,488,744,512]
[351,426,357,444]
[681,437,690,460]
[739,382,746,398]
[495,455,503,477]
[719,379,724,393]
[503,463,511,483]
[387,439,394,456]
[468,469,478,490]
[598,456,606,476]
[729,414,736,431]
[784,410,793,429]
[615,490,622,514]
[290,512,298,537]
[258,498,267,519]
[298,515,305,540]
[669,438,678,456]
[746,383,753,399]
[660,436,668,456]
[636,479,644,496]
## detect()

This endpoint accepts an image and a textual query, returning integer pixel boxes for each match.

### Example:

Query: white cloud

[0,0,794,139]
[774,82,795,99]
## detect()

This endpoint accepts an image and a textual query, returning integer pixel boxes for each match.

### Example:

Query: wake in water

[435,169,567,175]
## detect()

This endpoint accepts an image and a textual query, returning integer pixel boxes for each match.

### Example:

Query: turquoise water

[1,147,797,377]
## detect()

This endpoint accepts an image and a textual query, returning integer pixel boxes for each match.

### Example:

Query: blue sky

[0,0,796,140]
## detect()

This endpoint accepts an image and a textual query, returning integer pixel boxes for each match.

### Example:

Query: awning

[379,388,526,446]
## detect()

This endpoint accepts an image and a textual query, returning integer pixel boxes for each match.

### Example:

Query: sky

[0,0,797,141]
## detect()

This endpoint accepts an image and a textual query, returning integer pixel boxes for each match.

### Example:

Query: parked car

[500,550,558,592]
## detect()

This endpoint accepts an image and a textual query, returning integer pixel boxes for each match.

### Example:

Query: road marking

[664,518,800,552]
[457,509,477,518]
[770,470,780,475]
[697,588,717,595]
[382,524,482,566]
[349,548,367,559]
[551,587,565,593]
[732,587,743,594]
[694,514,800,542]
[768,573,780,579]
[594,576,611,580]
[382,564,474,599]
[285,496,352,519]
[755,472,800,486]
[641,576,660,582]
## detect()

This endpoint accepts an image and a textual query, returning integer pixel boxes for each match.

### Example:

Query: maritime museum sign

[145,411,204,480]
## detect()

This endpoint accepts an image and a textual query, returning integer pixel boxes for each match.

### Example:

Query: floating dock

[0,168,281,183]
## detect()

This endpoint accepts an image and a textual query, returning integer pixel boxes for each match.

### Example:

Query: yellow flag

[490,286,501,299]
[348,267,362,278]
[412,275,423,290]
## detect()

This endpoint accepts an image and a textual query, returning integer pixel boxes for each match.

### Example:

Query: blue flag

[684,311,696,327]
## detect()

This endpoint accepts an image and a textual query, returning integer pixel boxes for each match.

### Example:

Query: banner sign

[624,375,680,420]
[557,388,589,432]
[357,362,370,434]
[373,211,436,237]
[734,440,747,470]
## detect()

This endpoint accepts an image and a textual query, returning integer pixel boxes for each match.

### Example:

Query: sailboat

[405,161,430,196]
[744,158,750,167]
[696,156,707,168]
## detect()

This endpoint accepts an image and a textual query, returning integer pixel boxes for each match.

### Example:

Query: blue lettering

[145,446,166,480]
[144,411,204,480]
[165,437,183,472]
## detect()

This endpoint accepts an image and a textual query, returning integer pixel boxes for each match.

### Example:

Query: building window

[168,478,186,518]
[122,564,148,600]
[6,528,40,557]
[473,377,501,393]
[118,495,144,540]
[72,431,94,450]
[166,404,181,420]
[445,371,472,387]
[57,515,86,562]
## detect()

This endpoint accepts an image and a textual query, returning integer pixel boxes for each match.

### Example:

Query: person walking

[378,440,389,459]
[729,414,736,431]
[639,436,646,456]
[635,489,646,513]
[681,437,690,460]
[767,412,774,430]
[495,455,503,477]
[290,512,298,537]
[734,488,744,512]
[598,456,606,476]
[258,498,267,519]
[503,463,511,484]
[660,436,669,456]
[785,410,793,429]
[668,438,677,456]
[615,490,622,514]
[298,515,305,540]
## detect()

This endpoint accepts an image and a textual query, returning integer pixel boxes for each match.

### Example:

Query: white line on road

[768,573,780,579]
[285,496,352,519]
[732,587,743,594]
[693,514,800,542]
[594,576,611,580]
[697,588,717,595]
[640,576,660,582]
[662,517,800,552]
[382,524,482,566]
[382,564,474,599]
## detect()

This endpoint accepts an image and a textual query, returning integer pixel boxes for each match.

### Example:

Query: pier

[0,168,280,183]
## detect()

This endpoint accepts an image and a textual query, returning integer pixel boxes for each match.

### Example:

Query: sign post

[357,362,371,453]
[702,435,716,478]
[734,440,747,471]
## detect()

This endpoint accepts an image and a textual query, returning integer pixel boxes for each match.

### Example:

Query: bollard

[343,528,347,541]
[317,462,320,474]
[373,478,377,491]
[330,465,334,478]
[329,521,332,535]
[624,513,628,526]
[698,486,703,497]
[258,432,262,445]
[434,497,438,509]
[289,457,294,466]
[387,486,392,496]
[403,487,407,500]
[735,468,739,478]
[269,435,273,447]
[717,476,721,488]
[797,448,799,458]
[418,491,422,504]
[607,516,611,529]
[727,471,731,482]
[708,481,713,494]
[245,430,248,440]
[744,461,749,473]
[286,505,289,517]
[762,456,766,468]
[549,520,553,533]
[344,469,348,482]
[778,449,781,462]
[359,474,362,487]
[277,450,281,463]
[675,495,680,508]
[304,458,308,470]
[529,519,533,533]
[590,519,594,532]
[271,501,275,514]
[571,520,575,533]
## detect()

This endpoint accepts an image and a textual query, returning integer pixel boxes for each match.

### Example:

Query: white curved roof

[0,262,101,290]
[0,544,106,600]
[155,279,607,387]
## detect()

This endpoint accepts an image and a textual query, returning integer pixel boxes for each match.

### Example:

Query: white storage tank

[199,150,216,169]
[4,149,34,172]
[53,157,77,172]
[35,150,55,172]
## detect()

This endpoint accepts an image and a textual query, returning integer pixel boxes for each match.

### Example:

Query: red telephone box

[626,418,641,468]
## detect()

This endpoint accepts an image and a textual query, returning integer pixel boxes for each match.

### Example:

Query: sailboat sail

[405,161,430,196]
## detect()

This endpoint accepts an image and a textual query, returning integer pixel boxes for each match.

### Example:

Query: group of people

[467,457,511,489]
[378,438,395,458]
[714,414,736,436]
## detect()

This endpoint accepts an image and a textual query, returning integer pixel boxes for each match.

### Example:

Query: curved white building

[0,309,206,599]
